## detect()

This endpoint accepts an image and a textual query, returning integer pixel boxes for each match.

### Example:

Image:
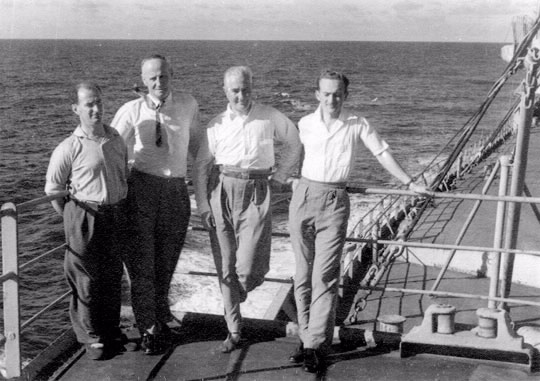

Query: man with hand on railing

[45,82,129,361]
[288,70,429,373]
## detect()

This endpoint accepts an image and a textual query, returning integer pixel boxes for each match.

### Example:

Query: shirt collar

[73,124,118,140]
[225,101,254,121]
[315,105,353,127]
[147,92,172,109]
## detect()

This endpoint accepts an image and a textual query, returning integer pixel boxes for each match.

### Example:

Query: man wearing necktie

[111,54,204,355]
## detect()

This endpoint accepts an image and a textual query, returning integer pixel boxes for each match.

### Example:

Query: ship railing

[1,191,69,379]
[3,186,540,378]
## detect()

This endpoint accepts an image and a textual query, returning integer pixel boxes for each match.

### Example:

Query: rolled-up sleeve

[45,139,73,195]
[358,117,389,156]
[272,112,301,183]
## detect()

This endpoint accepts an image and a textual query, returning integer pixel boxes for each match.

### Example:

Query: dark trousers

[63,200,126,344]
[125,169,190,333]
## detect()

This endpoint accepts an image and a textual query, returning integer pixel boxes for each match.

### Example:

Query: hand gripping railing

[1,191,68,379]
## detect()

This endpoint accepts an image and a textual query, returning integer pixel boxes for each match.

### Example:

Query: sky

[0,0,538,43]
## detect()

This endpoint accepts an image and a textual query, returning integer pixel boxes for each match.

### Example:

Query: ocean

[0,39,518,360]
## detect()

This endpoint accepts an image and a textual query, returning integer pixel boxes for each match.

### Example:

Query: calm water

[0,39,517,358]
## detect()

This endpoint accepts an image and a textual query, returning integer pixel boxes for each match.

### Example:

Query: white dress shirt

[299,106,389,183]
[111,91,199,178]
[194,102,301,214]
[207,103,299,178]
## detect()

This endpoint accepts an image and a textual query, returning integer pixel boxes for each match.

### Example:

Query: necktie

[155,102,165,147]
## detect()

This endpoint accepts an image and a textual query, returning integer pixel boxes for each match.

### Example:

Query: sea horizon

[0,38,519,359]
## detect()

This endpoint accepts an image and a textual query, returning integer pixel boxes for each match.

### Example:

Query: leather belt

[72,198,127,214]
[218,165,272,180]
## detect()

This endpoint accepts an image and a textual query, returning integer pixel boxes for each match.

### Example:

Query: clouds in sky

[0,0,538,42]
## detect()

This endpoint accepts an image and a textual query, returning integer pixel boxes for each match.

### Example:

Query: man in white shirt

[289,69,428,373]
[111,54,203,355]
[195,66,301,353]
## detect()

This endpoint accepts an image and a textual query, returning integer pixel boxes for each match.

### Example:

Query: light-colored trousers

[209,174,272,334]
[289,178,350,350]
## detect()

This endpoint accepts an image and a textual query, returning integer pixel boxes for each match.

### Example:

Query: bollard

[432,304,457,334]
[476,308,499,338]
[377,314,406,334]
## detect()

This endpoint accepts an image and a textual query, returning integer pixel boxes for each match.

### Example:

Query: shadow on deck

[27,260,540,381]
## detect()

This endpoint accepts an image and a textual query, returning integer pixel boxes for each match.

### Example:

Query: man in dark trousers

[45,82,129,360]
[111,54,204,355]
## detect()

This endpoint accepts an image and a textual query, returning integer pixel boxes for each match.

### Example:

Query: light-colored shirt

[45,125,128,205]
[110,91,200,178]
[299,106,389,183]
[194,102,301,214]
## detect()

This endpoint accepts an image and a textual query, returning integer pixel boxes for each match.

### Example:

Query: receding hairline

[223,66,253,86]
[73,81,102,104]
[141,54,170,72]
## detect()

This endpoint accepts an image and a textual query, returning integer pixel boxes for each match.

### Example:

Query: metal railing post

[500,47,540,305]
[488,155,511,309]
[1,202,21,378]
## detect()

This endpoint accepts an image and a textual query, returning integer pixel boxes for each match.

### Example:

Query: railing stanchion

[501,47,540,307]
[1,202,21,379]
[489,155,511,309]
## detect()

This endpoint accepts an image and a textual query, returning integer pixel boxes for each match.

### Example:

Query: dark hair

[73,81,102,104]
[317,69,349,93]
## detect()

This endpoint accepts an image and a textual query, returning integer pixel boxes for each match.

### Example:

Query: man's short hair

[141,54,169,70]
[224,66,253,85]
[317,69,349,93]
[73,81,102,104]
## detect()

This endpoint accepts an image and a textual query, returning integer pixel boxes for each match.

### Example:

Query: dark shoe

[220,333,242,353]
[303,348,322,373]
[160,322,182,344]
[141,332,164,355]
[288,343,304,364]
[109,333,138,353]
[85,343,106,360]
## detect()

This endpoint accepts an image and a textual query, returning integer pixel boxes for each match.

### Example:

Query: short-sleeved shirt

[45,125,128,205]
[110,91,199,178]
[299,106,389,183]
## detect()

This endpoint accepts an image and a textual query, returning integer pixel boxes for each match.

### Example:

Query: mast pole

[499,47,540,309]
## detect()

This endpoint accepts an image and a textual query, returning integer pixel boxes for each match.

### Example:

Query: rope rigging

[342,13,540,325]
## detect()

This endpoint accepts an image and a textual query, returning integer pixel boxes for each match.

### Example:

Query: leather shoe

[303,348,323,373]
[109,333,138,353]
[141,332,164,355]
[220,332,242,353]
[85,343,106,360]
[288,343,304,364]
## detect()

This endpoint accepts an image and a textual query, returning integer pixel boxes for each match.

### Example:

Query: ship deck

[27,123,540,381]
[42,261,540,381]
